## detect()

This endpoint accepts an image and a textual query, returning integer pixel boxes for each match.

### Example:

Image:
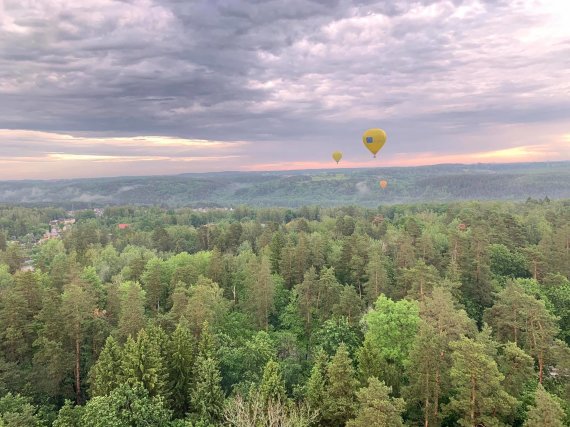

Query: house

[118,224,130,230]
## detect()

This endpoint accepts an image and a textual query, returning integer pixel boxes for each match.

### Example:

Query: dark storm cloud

[0,0,569,176]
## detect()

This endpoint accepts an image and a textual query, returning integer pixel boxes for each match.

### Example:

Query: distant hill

[0,161,568,208]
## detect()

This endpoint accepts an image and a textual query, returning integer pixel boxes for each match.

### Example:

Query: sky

[0,0,569,180]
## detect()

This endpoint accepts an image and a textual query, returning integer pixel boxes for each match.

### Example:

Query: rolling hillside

[0,161,568,208]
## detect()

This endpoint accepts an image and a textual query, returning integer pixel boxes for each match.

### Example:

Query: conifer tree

[400,259,439,301]
[323,343,358,426]
[405,322,444,427]
[121,329,167,399]
[333,286,363,325]
[279,241,296,289]
[88,336,123,397]
[61,281,96,403]
[446,335,516,427]
[347,377,405,427]
[316,267,342,321]
[259,360,287,404]
[498,342,534,400]
[523,384,565,427]
[305,350,328,417]
[364,252,389,306]
[269,231,286,274]
[191,353,224,424]
[141,258,167,312]
[243,256,275,330]
[296,267,319,336]
[117,281,146,342]
[167,319,196,418]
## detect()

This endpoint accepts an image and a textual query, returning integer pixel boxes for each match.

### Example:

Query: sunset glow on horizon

[1,0,570,179]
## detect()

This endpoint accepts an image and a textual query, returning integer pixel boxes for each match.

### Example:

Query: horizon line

[0,159,567,183]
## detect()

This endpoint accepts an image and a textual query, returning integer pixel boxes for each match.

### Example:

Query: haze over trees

[0,161,569,208]
[0,199,569,426]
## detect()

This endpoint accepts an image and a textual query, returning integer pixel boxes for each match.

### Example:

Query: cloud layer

[1,0,569,178]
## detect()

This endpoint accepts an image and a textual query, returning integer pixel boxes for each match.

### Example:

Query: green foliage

[313,316,361,359]
[167,320,196,418]
[524,384,566,427]
[361,295,419,394]
[121,329,168,398]
[347,377,405,427]
[322,343,358,426]
[53,401,84,427]
[88,336,123,397]
[190,355,224,425]
[0,393,44,427]
[0,200,569,425]
[259,360,287,404]
[489,243,530,279]
[80,383,172,427]
[446,334,517,427]
[305,350,328,418]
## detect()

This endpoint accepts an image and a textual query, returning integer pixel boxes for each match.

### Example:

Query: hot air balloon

[332,151,343,164]
[380,180,387,189]
[363,128,387,158]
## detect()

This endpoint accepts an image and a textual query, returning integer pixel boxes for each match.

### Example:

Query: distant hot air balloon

[363,128,387,158]
[380,180,387,189]
[332,151,343,164]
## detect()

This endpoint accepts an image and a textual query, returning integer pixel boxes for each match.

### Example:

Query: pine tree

[279,241,296,289]
[347,377,405,427]
[446,335,517,427]
[61,281,96,404]
[269,231,286,274]
[294,234,310,285]
[405,322,444,427]
[32,288,68,397]
[484,282,559,383]
[117,281,146,342]
[400,259,439,301]
[498,342,534,400]
[184,276,228,336]
[406,287,477,426]
[323,343,359,426]
[296,267,319,336]
[88,336,123,397]
[243,256,275,330]
[316,267,342,321]
[364,252,389,306]
[523,384,565,427]
[141,258,167,312]
[332,286,363,325]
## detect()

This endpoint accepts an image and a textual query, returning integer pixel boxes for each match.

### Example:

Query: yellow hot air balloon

[363,128,387,158]
[380,180,387,189]
[332,151,343,164]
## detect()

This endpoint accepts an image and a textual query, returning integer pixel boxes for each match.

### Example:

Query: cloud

[0,0,569,179]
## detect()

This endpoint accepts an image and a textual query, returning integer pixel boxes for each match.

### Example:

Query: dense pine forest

[0,200,569,426]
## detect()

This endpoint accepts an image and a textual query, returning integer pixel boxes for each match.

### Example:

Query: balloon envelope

[380,180,387,189]
[362,128,387,157]
[332,151,343,164]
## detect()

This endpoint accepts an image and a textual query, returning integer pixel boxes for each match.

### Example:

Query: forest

[0,199,569,426]
[1,161,569,208]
